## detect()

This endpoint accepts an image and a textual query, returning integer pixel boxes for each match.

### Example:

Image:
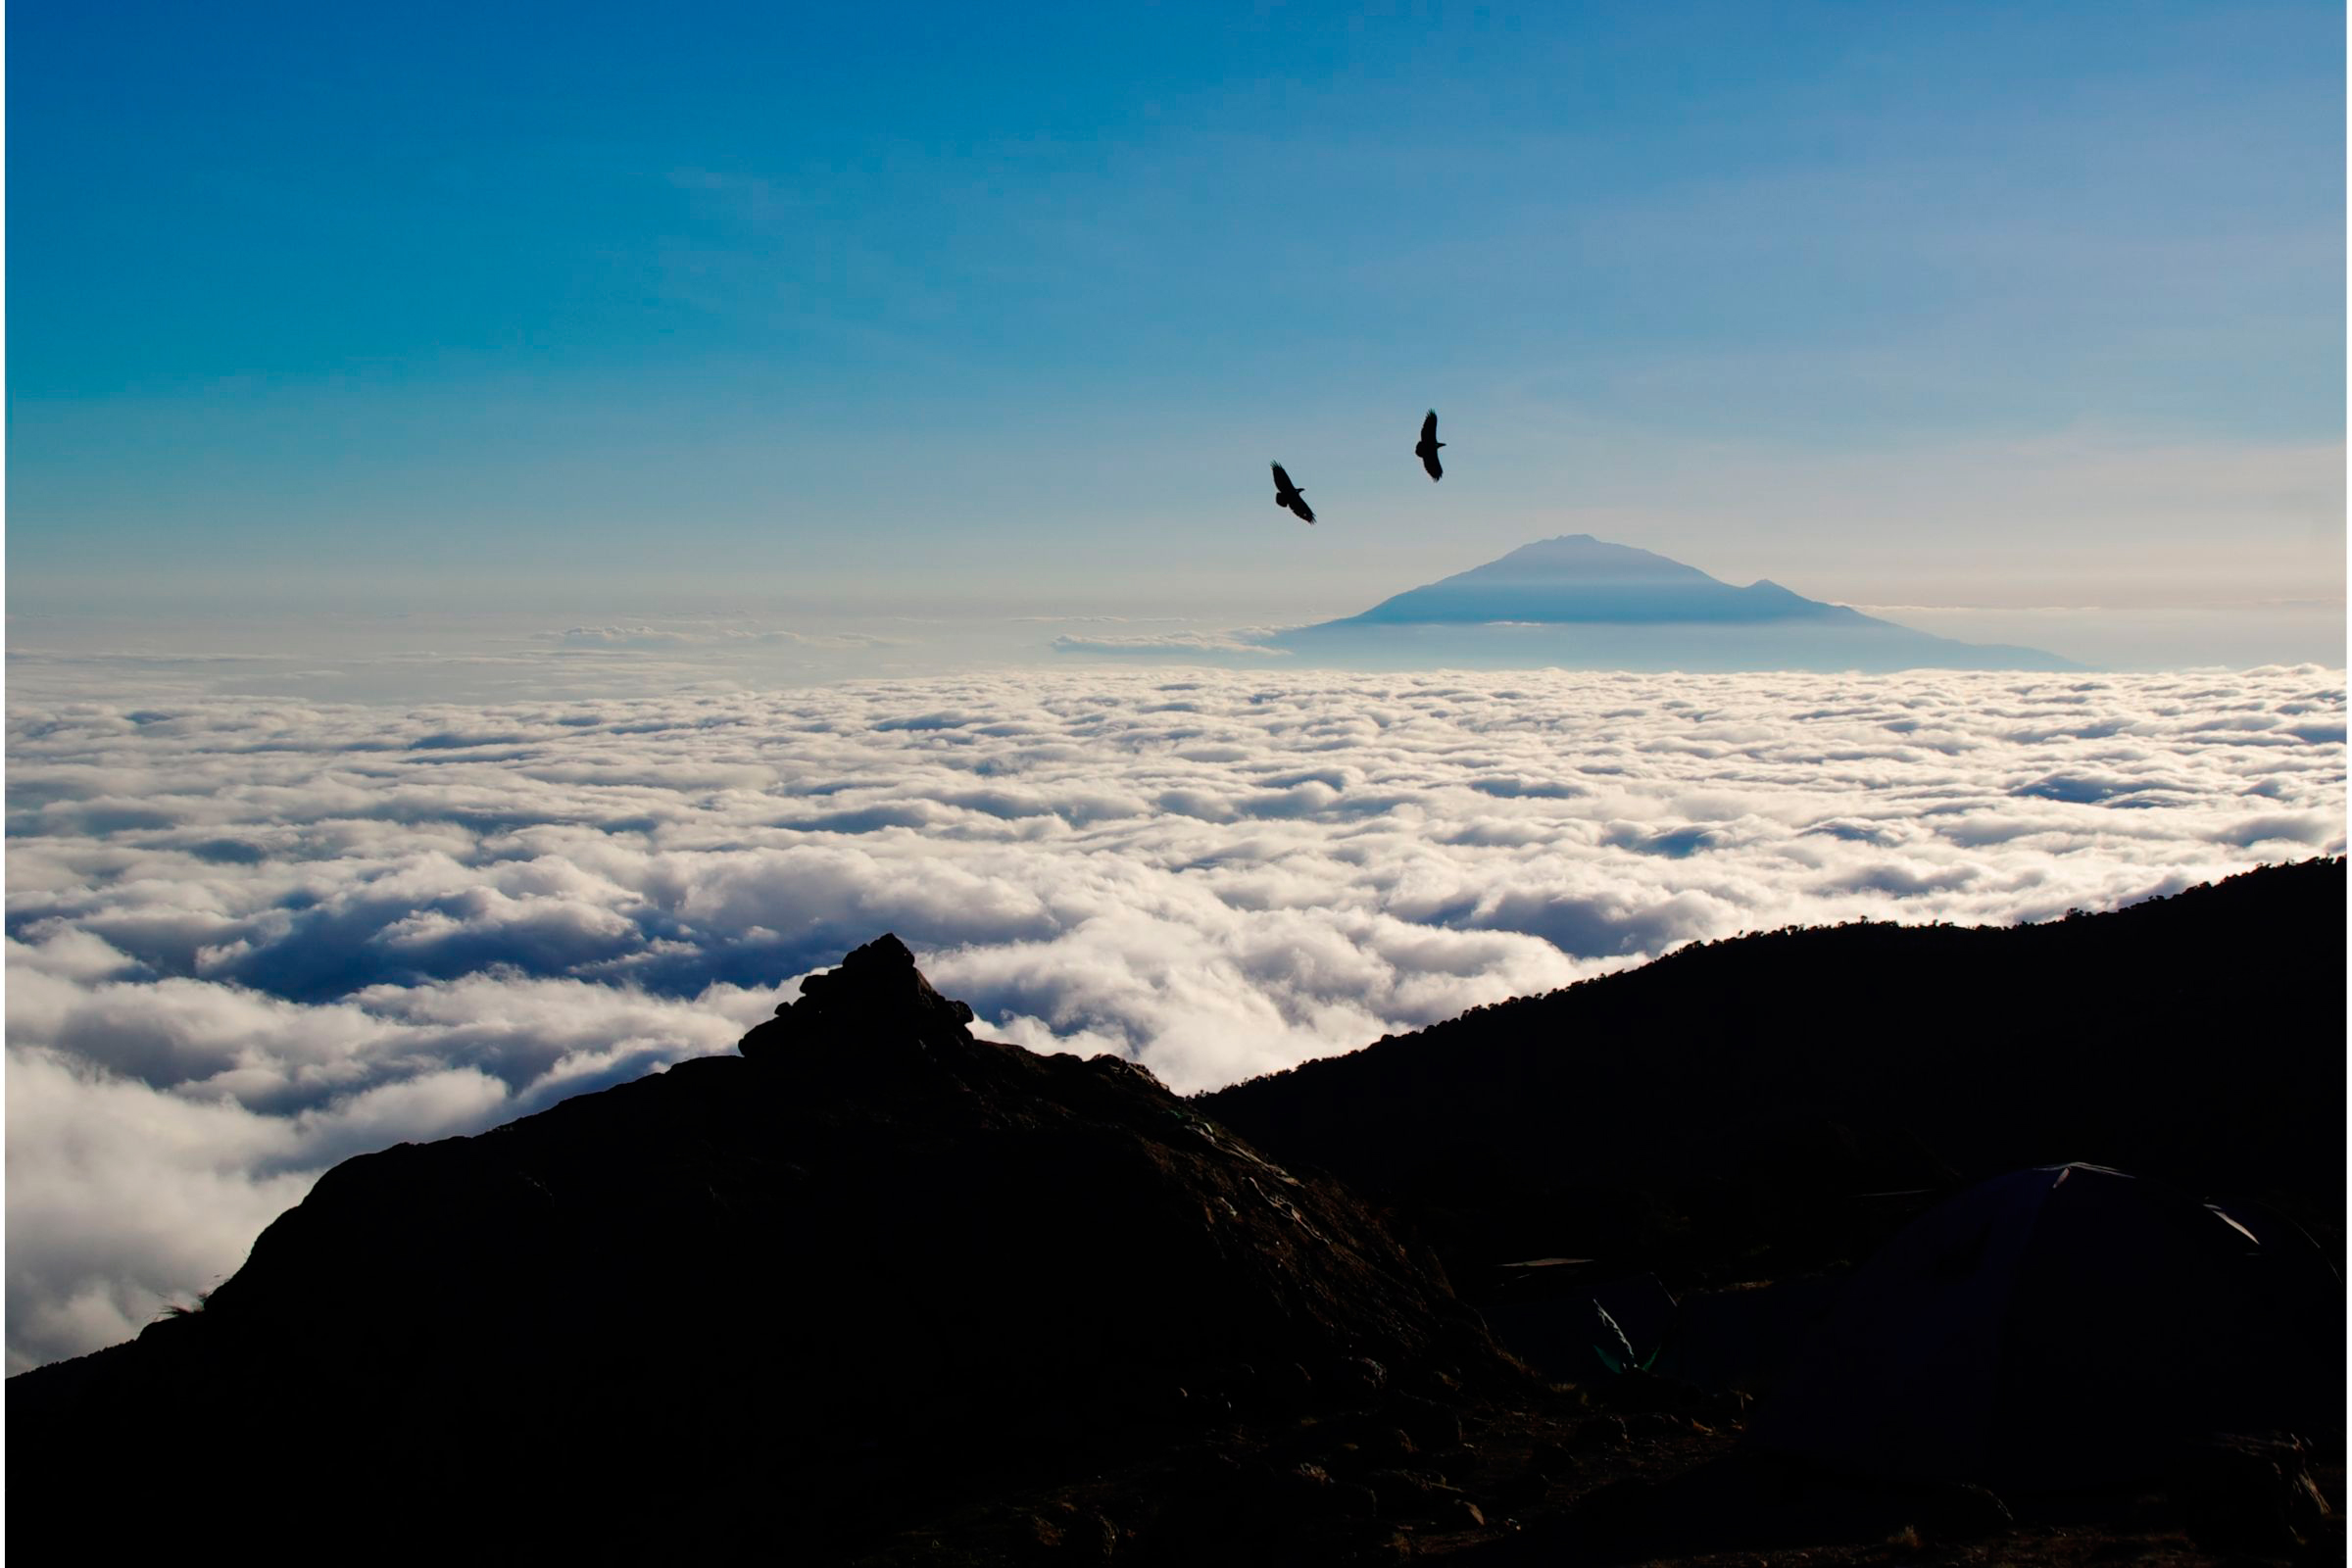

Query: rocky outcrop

[10,937,1511,1559]
[737,932,978,1059]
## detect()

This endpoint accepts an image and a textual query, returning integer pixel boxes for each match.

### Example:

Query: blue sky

[8,0,2344,654]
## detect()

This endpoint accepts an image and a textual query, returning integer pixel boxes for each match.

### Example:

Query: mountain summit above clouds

[1265,535,2079,671]
[1340,535,1870,625]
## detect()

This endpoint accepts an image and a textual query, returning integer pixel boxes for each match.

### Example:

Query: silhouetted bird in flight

[1271,462,1315,524]
[1415,411,1446,481]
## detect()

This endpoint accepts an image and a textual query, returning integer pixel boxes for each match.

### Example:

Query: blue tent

[1750,1163,2328,1489]
[1651,1275,1843,1396]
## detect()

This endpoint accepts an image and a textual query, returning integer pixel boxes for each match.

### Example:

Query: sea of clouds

[7,664,2344,1370]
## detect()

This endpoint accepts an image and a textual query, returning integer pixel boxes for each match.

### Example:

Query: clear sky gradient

[8,1,2345,659]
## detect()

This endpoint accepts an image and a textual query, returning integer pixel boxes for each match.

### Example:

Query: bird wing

[1423,451,1443,480]
[1294,495,1315,523]
[1421,410,1438,443]
[1270,462,1293,492]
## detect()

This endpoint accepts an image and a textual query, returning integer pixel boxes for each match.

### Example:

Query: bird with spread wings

[1271,462,1315,524]
[1415,410,1445,481]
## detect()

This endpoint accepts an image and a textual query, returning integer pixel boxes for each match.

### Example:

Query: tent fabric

[1749,1162,2314,1490]
[2206,1196,2347,1397]
[1651,1275,1844,1396]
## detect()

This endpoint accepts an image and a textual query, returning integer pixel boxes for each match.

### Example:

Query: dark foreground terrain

[1202,854,2349,1292]
[10,858,2343,1564]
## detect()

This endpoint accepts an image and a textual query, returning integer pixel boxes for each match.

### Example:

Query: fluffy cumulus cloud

[7,666,2344,1368]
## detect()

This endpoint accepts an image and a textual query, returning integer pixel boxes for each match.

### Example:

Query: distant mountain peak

[1338,535,1850,628]
[1467,534,1713,581]
[1269,535,2078,672]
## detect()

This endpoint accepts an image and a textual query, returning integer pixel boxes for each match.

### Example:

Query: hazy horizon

[10,519,2343,705]
[15,581,2344,681]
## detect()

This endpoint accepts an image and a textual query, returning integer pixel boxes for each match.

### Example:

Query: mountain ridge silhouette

[10,861,2339,1560]
[1200,856,2346,1288]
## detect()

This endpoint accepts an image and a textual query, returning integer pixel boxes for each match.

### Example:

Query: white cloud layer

[7,666,2343,1370]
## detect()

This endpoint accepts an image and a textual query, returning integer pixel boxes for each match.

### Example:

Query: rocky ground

[819,1369,2338,1565]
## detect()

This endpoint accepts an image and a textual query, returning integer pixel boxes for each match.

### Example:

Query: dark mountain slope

[1200,857,2347,1285]
[14,871,2344,1562]
[11,936,1510,1560]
